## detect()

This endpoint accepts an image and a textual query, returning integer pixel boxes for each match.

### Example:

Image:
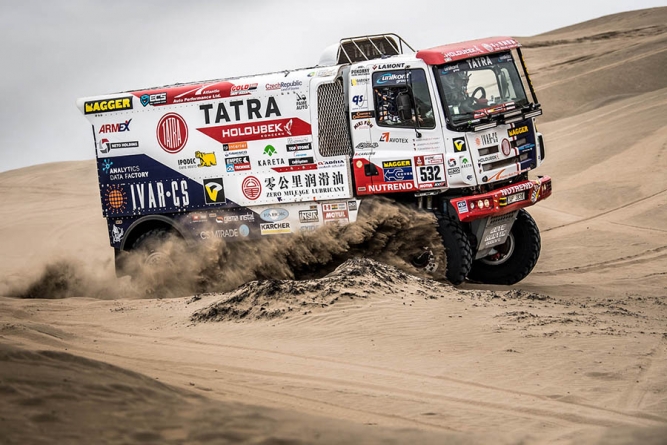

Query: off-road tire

[130,228,178,277]
[467,209,540,285]
[435,212,472,285]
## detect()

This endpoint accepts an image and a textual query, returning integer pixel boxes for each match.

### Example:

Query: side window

[372,69,435,129]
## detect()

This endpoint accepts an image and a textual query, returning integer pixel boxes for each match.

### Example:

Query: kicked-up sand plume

[2,7,667,444]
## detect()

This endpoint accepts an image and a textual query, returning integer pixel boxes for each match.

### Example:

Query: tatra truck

[77,34,551,285]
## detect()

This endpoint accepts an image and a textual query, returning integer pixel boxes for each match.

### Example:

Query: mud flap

[472,211,518,260]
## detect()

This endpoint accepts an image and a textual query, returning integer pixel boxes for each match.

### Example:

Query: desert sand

[1,7,667,444]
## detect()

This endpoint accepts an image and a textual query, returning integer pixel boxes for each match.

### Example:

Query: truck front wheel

[467,209,541,285]
[435,213,472,285]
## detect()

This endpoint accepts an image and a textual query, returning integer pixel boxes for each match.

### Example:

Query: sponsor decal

[382,160,411,168]
[129,180,190,211]
[367,182,415,193]
[351,78,370,86]
[111,225,124,244]
[98,139,139,154]
[199,97,281,124]
[102,159,113,173]
[379,132,408,144]
[84,97,133,114]
[383,166,413,182]
[196,151,216,167]
[347,200,358,211]
[198,118,311,144]
[242,176,262,200]
[204,178,225,204]
[448,167,461,175]
[105,163,149,181]
[467,56,494,69]
[351,94,367,109]
[508,125,529,137]
[501,138,512,156]
[481,39,519,53]
[99,119,131,134]
[157,113,188,153]
[351,110,375,120]
[223,141,248,151]
[171,81,234,104]
[373,63,405,70]
[500,181,536,197]
[353,120,373,130]
[258,158,285,167]
[263,171,346,199]
[374,71,409,86]
[260,208,288,222]
[457,200,469,214]
[200,228,246,239]
[289,157,314,166]
[453,137,467,152]
[104,185,127,214]
[260,222,291,235]
[478,154,499,163]
[216,213,255,223]
[225,156,251,172]
[263,144,277,156]
[317,159,345,169]
[295,92,308,110]
[355,141,378,149]
[287,136,311,144]
[140,92,167,107]
[477,133,499,147]
[230,83,258,96]
[299,209,319,223]
[448,158,456,167]
[350,67,370,76]
[265,80,302,91]
[286,142,312,152]
[322,203,349,223]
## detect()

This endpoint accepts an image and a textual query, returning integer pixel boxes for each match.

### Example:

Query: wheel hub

[479,233,515,266]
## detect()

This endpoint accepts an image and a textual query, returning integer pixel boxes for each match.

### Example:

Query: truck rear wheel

[467,209,540,285]
[435,212,472,285]
[128,228,181,281]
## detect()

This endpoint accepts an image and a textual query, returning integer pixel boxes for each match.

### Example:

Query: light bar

[524,109,543,119]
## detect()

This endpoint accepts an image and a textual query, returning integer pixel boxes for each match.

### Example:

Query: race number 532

[418,165,442,182]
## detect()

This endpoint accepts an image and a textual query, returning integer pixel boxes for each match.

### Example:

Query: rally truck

[77,33,551,285]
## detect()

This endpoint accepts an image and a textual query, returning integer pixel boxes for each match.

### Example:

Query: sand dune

[1,8,667,444]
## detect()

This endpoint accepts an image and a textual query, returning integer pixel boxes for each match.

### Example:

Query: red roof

[416,37,521,65]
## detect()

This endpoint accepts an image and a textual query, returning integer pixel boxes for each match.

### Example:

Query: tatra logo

[199,97,281,124]
[508,126,529,137]
[85,97,133,114]
[382,160,411,168]
[468,56,494,69]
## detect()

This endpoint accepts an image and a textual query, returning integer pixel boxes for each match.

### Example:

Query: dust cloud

[6,197,446,300]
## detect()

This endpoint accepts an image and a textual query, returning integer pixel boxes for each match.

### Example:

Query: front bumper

[450,176,552,223]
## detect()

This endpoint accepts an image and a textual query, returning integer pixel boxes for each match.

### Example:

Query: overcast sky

[0,0,665,173]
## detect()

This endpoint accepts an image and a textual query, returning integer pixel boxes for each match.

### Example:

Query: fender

[119,214,193,251]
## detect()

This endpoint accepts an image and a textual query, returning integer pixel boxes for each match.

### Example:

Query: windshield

[436,52,528,125]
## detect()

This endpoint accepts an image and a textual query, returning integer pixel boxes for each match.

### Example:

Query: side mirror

[397,92,413,121]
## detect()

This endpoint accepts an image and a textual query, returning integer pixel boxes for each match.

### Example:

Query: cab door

[364,65,447,194]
